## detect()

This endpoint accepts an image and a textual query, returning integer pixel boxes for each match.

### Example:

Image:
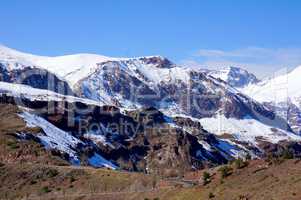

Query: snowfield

[199,115,301,145]
[241,65,301,104]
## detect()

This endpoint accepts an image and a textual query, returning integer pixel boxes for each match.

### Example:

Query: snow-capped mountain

[0,45,300,172]
[207,66,259,88]
[0,45,119,86]
[241,66,301,103]
[240,66,301,134]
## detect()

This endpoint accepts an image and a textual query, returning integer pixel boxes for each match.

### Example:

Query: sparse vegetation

[266,149,295,166]
[0,159,300,200]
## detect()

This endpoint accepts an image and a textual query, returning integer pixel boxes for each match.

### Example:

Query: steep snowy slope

[242,66,301,103]
[239,66,301,134]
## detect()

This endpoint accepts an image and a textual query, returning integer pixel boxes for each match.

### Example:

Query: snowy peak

[237,65,301,135]
[241,65,301,103]
[0,45,174,87]
[132,56,175,69]
[0,44,117,77]
[208,66,259,88]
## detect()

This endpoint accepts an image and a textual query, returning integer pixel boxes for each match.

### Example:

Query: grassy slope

[1,159,301,200]
[157,159,301,200]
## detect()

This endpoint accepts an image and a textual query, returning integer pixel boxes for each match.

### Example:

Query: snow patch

[0,81,103,106]
[199,115,301,145]
[88,153,118,169]
[19,112,82,164]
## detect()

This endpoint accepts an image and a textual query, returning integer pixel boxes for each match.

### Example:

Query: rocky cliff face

[0,93,247,175]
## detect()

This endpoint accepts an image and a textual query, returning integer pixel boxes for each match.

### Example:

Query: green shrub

[40,186,51,193]
[245,153,251,160]
[46,169,59,178]
[281,149,294,160]
[30,180,37,185]
[7,141,19,149]
[218,166,232,178]
[70,176,76,183]
[234,158,248,169]
[202,171,211,185]
[209,192,215,198]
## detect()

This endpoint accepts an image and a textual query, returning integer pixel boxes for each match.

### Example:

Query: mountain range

[1,45,301,175]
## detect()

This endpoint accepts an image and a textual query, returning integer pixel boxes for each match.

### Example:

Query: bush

[202,171,211,185]
[30,180,37,185]
[245,153,251,160]
[281,149,294,160]
[234,158,248,169]
[7,141,19,149]
[40,186,51,193]
[46,169,59,178]
[69,176,76,183]
[209,192,215,198]
[218,166,232,178]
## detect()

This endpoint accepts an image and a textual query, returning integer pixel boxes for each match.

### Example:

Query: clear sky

[1,0,301,77]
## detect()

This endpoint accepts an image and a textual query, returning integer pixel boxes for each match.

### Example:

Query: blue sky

[1,0,301,77]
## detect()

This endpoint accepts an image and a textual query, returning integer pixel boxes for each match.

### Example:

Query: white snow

[241,65,301,104]
[19,112,82,164]
[0,45,122,87]
[88,153,117,169]
[208,66,258,88]
[0,45,188,88]
[19,112,118,168]
[83,131,115,149]
[198,140,213,152]
[127,60,190,84]
[0,81,104,105]
[199,115,301,145]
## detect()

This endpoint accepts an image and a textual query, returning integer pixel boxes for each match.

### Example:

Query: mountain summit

[207,66,259,88]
